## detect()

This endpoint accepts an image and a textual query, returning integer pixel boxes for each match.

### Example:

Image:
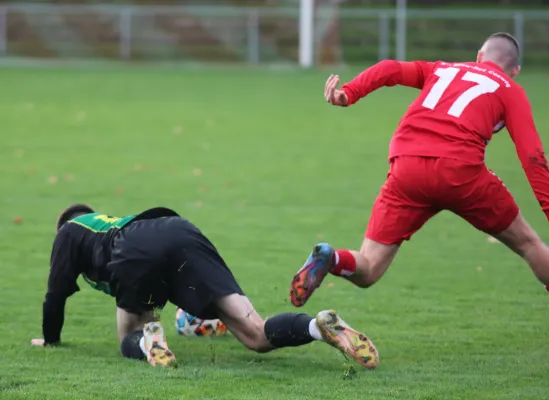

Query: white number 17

[422,67,500,118]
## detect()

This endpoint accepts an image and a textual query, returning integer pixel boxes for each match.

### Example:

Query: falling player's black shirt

[42,207,179,344]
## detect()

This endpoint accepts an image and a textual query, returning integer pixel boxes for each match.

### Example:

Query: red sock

[545,285,549,293]
[330,250,357,277]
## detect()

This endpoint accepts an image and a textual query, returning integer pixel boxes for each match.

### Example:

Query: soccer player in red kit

[290,32,549,308]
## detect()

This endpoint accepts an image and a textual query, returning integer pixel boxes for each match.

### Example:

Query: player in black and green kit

[31,204,379,370]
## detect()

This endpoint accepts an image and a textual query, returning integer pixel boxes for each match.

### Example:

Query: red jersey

[341,59,549,221]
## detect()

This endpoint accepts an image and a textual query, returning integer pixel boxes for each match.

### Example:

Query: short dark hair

[487,32,520,60]
[56,204,94,231]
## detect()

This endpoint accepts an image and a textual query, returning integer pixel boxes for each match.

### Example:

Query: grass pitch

[0,65,548,400]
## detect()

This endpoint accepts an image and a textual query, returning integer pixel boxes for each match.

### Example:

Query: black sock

[120,330,146,360]
[264,313,314,348]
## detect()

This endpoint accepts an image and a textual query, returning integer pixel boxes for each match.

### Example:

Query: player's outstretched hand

[31,338,45,346]
[324,74,348,106]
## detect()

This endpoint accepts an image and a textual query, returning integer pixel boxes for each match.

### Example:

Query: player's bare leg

[494,212,549,285]
[290,239,399,307]
[342,239,400,288]
[214,294,274,352]
[116,308,155,341]
[117,307,176,367]
[214,294,379,368]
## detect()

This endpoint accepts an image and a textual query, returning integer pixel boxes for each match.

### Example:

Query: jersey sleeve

[42,228,80,344]
[504,86,549,221]
[341,60,436,106]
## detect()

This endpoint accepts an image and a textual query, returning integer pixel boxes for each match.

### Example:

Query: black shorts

[108,216,244,319]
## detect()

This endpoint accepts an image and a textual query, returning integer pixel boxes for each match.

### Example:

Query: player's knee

[508,225,541,258]
[516,236,541,258]
[496,212,541,258]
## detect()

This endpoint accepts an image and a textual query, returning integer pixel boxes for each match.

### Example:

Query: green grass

[0,65,548,400]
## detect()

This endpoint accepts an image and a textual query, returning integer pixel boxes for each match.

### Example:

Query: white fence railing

[0,3,548,67]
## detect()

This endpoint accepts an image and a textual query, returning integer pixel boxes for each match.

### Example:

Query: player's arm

[33,230,80,346]
[329,60,435,106]
[505,87,549,221]
[40,291,70,346]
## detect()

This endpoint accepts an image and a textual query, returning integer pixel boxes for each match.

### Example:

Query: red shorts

[366,156,519,245]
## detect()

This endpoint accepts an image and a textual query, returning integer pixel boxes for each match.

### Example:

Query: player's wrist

[340,88,351,106]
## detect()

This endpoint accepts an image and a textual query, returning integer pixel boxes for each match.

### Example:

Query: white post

[0,6,7,56]
[299,0,314,68]
[513,12,524,66]
[247,9,260,64]
[378,12,390,61]
[119,8,132,60]
[395,0,407,61]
